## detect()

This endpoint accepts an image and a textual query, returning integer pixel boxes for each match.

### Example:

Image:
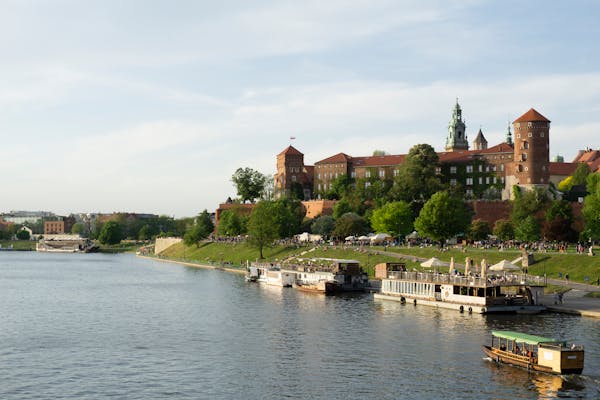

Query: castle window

[478,165,483,172]
[522,153,527,161]
[466,165,473,173]
[379,169,385,178]
[365,171,371,178]
[486,166,490,172]
[365,181,371,188]
[486,177,490,184]
[466,177,473,185]
[528,132,533,138]
[493,177,497,184]
[501,177,505,183]
[516,134,521,139]
[435,167,441,174]
[528,122,533,128]
[478,177,483,184]
[393,169,399,177]
[508,155,512,159]
[540,132,545,137]
[351,171,356,178]
[317,173,321,179]
[492,165,497,172]
[524,166,529,171]
[291,175,297,182]
[450,179,457,185]
[318,184,322,191]
[500,164,504,172]
[523,141,529,149]
[466,189,474,197]
[450,166,457,174]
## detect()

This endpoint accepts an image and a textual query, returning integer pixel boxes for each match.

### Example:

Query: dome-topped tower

[445,100,469,151]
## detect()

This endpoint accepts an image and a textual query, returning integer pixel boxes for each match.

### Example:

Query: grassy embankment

[160,242,600,286]
[0,240,36,250]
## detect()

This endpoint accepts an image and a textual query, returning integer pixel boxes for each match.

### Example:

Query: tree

[582,173,600,240]
[514,215,540,242]
[311,215,335,238]
[511,186,548,224]
[370,201,413,239]
[543,216,577,242]
[16,228,30,240]
[414,191,471,245]
[217,207,248,236]
[390,144,442,206]
[71,222,86,236]
[325,174,353,200]
[271,199,305,238]
[138,225,153,240]
[247,201,279,259]
[98,221,123,245]
[333,198,353,219]
[184,210,215,247]
[332,212,369,239]
[231,167,267,203]
[468,219,491,241]
[493,219,514,241]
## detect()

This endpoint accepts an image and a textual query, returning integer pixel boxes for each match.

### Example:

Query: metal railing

[385,271,545,287]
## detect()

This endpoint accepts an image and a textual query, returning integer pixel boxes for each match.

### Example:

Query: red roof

[573,149,600,163]
[549,162,577,176]
[353,154,406,167]
[438,142,513,163]
[278,145,303,156]
[513,108,550,123]
[315,152,352,164]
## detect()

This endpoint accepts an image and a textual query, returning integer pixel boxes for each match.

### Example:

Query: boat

[246,263,295,287]
[36,235,98,253]
[483,330,584,375]
[374,269,546,314]
[284,258,369,294]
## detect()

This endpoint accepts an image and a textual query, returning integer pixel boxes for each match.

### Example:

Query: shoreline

[136,254,246,275]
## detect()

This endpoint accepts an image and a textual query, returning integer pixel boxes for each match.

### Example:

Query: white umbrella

[489,259,521,272]
[407,231,420,239]
[481,259,487,279]
[357,235,370,241]
[420,257,445,268]
[370,233,392,242]
[464,257,470,276]
[345,236,356,241]
[449,257,455,274]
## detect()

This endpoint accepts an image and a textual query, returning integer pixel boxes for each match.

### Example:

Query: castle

[275,102,596,202]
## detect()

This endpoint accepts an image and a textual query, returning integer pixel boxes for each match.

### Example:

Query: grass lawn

[0,240,36,251]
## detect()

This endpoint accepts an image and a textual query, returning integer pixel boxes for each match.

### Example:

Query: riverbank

[137,254,246,275]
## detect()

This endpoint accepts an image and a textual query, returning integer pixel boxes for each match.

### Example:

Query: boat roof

[492,330,555,345]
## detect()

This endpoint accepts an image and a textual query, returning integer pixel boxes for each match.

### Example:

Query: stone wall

[155,237,183,255]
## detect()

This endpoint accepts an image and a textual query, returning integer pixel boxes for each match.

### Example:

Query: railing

[386,271,545,287]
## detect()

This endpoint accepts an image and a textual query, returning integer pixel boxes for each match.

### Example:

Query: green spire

[506,122,513,145]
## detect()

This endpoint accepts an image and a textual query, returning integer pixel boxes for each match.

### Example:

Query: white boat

[374,270,546,314]
[247,264,295,287]
[284,258,369,294]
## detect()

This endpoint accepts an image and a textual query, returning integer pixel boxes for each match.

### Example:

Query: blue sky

[2,0,600,217]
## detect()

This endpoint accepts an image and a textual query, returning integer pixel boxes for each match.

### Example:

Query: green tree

[138,224,153,240]
[511,186,548,224]
[98,221,123,245]
[16,228,30,240]
[390,144,442,206]
[231,167,267,203]
[247,201,279,259]
[333,198,353,219]
[493,219,514,241]
[370,201,413,239]
[332,212,369,239]
[311,215,335,238]
[71,222,86,236]
[414,191,471,245]
[325,174,353,200]
[217,207,248,236]
[184,210,215,247]
[582,174,600,240]
[271,199,305,238]
[468,219,491,241]
[514,215,540,242]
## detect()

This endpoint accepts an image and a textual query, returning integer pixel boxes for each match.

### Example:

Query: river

[0,252,598,399]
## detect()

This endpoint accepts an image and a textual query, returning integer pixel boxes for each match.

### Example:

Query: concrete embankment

[137,254,246,275]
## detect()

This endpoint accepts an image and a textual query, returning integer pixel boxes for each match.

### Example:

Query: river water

[0,252,598,399]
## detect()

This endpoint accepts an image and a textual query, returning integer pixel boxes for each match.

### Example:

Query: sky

[2,0,600,218]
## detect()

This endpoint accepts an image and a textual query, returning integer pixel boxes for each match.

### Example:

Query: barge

[374,269,546,314]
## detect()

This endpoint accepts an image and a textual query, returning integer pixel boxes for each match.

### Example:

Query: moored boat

[483,330,584,375]
[284,258,368,294]
[246,263,295,287]
[374,268,546,314]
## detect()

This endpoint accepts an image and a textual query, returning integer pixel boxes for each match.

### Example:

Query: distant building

[274,145,314,200]
[1,211,54,225]
[44,220,65,235]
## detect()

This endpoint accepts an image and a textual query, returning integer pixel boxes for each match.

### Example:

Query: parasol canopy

[449,257,455,274]
[489,259,521,272]
[420,257,445,268]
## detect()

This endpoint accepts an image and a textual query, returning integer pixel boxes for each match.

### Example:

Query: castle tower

[472,128,488,151]
[445,100,469,151]
[505,122,513,145]
[512,108,550,189]
[274,145,312,199]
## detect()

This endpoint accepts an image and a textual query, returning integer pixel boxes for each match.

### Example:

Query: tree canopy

[311,215,335,238]
[98,220,123,245]
[231,167,268,203]
[247,201,279,259]
[332,212,369,239]
[217,207,248,236]
[493,219,514,241]
[370,201,413,239]
[184,210,214,247]
[414,191,471,244]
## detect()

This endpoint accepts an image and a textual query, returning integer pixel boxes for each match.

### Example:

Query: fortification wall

[155,237,183,255]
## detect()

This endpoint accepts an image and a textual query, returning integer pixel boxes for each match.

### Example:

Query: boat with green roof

[483,330,585,375]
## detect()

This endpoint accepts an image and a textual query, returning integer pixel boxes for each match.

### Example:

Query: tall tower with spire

[445,100,469,151]
[505,122,513,145]
[472,128,488,151]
